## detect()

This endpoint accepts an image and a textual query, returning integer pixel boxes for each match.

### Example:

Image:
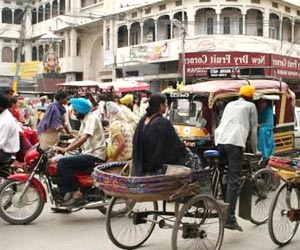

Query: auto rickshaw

[167,67,296,159]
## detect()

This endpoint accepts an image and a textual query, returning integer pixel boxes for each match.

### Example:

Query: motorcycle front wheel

[0,179,45,225]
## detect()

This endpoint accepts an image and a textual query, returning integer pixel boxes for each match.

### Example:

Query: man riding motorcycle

[55,97,106,208]
[0,93,20,164]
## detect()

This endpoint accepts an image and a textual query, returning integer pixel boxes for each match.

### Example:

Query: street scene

[0,202,300,250]
[1,0,300,250]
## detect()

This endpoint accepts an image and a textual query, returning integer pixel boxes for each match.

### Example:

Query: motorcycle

[0,142,123,225]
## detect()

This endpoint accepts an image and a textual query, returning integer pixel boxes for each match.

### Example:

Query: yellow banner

[10,61,41,80]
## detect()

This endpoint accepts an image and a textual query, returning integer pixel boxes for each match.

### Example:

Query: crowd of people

[0,85,274,227]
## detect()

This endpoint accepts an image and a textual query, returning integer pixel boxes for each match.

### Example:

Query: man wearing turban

[214,85,258,232]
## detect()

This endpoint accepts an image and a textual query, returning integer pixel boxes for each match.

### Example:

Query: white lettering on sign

[210,54,231,64]
[233,55,249,64]
[250,56,265,65]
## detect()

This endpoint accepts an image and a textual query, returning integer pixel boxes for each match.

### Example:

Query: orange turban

[239,85,255,97]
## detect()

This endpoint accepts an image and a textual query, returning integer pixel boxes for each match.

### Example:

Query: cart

[267,156,300,246]
[93,162,224,250]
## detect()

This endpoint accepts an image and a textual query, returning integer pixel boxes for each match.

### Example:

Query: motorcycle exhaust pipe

[83,200,110,209]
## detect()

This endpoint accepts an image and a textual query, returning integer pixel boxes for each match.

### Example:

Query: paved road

[0,202,300,250]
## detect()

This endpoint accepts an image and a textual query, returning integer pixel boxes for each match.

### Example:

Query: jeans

[218,144,243,223]
[57,154,103,194]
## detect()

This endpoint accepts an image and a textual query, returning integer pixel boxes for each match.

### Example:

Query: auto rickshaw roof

[181,78,294,109]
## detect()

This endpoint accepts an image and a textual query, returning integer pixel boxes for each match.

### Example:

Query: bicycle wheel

[106,197,158,249]
[171,194,224,250]
[0,179,45,225]
[268,182,300,246]
[250,168,278,225]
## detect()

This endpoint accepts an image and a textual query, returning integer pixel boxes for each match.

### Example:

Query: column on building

[185,5,195,37]
[50,2,53,18]
[140,22,144,44]
[64,31,70,57]
[43,5,46,21]
[127,22,130,46]
[65,0,69,13]
[279,14,283,41]
[262,11,269,38]
[154,18,158,41]
[292,19,295,43]
[0,8,2,22]
[24,42,32,62]
[216,10,221,35]
[242,12,246,35]
[58,0,60,15]
[0,40,2,62]
[70,28,77,57]
[12,9,15,24]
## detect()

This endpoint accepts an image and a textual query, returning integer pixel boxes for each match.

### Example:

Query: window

[2,47,13,62]
[207,17,214,34]
[175,0,182,6]
[226,0,237,2]
[251,0,260,3]
[145,8,151,14]
[285,7,290,13]
[159,4,166,11]
[131,12,137,18]
[223,17,230,34]
[272,2,278,8]
[199,0,210,2]
[298,10,300,16]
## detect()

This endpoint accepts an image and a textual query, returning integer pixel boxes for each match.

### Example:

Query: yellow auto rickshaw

[167,67,296,158]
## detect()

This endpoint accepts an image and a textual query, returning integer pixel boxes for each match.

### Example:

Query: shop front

[180,51,300,101]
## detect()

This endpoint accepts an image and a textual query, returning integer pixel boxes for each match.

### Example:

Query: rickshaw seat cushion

[203,150,220,158]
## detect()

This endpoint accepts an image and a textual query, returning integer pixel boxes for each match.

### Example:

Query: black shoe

[62,197,86,208]
[224,221,243,232]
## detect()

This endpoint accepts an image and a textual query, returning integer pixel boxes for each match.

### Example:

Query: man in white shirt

[0,93,20,163]
[214,85,258,232]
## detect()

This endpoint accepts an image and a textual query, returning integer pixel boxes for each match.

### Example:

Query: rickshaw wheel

[171,194,224,250]
[106,196,158,249]
[250,168,278,225]
[268,182,300,246]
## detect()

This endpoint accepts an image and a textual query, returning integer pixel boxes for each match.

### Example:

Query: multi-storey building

[0,0,300,97]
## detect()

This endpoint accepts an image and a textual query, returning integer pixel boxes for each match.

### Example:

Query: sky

[282,0,300,6]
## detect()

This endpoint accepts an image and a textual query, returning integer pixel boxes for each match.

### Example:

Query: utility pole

[12,7,29,92]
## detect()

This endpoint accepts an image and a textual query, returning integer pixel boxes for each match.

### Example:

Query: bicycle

[203,150,277,225]
[267,156,300,246]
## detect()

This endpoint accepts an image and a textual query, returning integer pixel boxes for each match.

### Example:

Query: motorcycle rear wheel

[0,179,45,225]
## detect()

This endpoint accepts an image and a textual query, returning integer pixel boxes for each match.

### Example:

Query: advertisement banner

[182,51,300,79]
[10,61,41,80]
[182,52,270,76]
[130,43,169,60]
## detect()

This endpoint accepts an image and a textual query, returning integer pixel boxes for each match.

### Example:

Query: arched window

[14,9,23,24]
[38,6,43,22]
[106,28,110,50]
[52,0,59,17]
[60,0,65,15]
[45,3,51,20]
[2,8,12,24]
[2,47,13,62]
[31,8,37,24]
[77,38,81,56]
[32,47,37,61]
[38,45,44,61]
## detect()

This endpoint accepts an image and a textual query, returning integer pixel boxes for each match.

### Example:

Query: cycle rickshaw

[93,162,225,250]
[166,67,296,225]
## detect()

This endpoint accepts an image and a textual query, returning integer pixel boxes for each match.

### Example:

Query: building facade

[0,0,300,95]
